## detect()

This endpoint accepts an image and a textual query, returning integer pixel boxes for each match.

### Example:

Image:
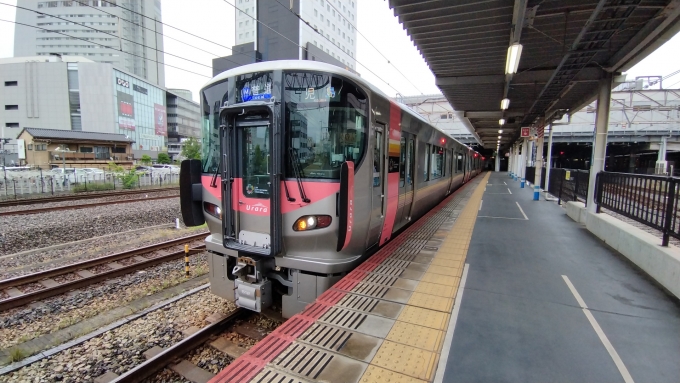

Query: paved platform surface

[209,173,488,383]
[442,172,680,383]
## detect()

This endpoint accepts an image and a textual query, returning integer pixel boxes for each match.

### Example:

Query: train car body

[180,60,483,318]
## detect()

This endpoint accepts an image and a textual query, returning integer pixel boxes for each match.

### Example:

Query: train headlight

[204,202,222,219]
[293,215,332,231]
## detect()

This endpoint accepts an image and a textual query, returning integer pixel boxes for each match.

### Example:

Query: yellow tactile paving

[407,292,454,312]
[359,173,490,383]
[425,264,461,276]
[386,321,444,351]
[359,365,427,383]
[397,306,450,330]
[413,281,457,297]
[420,273,460,287]
[371,340,438,381]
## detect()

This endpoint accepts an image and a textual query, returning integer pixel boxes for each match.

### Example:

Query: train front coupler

[232,255,273,312]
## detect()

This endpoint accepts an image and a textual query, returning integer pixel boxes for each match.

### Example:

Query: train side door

[367,124,386,248]
[399,135,415,223]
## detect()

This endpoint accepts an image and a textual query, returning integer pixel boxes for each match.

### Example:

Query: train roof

[206,60,481,155]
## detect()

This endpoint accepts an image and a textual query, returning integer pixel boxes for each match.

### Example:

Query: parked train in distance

[180,60,484,318]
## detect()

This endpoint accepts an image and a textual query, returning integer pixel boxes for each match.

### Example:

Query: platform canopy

[389,0,680,149]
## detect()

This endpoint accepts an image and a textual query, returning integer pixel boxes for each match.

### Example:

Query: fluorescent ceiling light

[498,129,503,133]
[501,98,510,110]
[497,136,501,139]
[505,43,523,74]
[499,119,506,126]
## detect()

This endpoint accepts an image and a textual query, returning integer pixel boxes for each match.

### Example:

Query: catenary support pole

[544,124,554,199]
[534,134,544,200]
[586,73,613,213]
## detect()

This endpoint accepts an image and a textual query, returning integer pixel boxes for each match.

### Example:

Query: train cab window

[200,79,228,173]
[284,71,368,179]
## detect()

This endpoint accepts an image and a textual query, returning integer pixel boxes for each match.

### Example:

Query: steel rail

[0,187,179,207]
[0,240,207,311]
[0,195,178,216]
[111,308,247,383]
[0,233,208,290]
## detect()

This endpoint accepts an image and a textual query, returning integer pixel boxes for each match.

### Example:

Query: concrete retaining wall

[566,201,680,299]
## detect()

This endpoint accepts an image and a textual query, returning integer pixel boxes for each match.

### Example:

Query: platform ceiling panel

[389,0,680,148]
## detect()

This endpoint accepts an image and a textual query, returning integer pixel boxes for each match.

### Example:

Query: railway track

[111,308,248,383]
[0,233,207,311]
[0,187,179,208]
[0,194,179,217]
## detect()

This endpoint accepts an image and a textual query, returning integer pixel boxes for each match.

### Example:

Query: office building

[13,0,165,86]
[166,89,200,161]
[215,0,358,75]
[0,55,168,162]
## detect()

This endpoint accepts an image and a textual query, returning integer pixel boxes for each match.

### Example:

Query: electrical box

[234,279,272,312]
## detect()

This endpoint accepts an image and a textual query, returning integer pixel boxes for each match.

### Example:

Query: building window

[314,9,317,16]
[4,81,17,86]
[35,144,47,151]
[5,123,19,128]
[4,105,18,110]
[27,144,33,150]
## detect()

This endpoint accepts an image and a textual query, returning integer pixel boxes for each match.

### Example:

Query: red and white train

[180,60,483,318]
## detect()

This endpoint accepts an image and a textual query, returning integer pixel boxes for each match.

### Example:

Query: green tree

[157,152,171,164]
[181,137,202,160]
[140,154,152,165]
[107,161,138,189]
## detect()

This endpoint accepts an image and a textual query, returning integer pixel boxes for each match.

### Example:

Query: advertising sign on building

[521,127,530,137]
[154,104,167,136]
[117,91,135,131]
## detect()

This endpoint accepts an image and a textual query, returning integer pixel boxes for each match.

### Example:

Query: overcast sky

[1,0,680,103]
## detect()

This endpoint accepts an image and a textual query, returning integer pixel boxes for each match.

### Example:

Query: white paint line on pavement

[508,188,512,194]
[504,181,507,185]
[479,200,483,211]
[478,216,527,220]
[434,263,470,383]
[562,275,635,383]
[516,201,528,220]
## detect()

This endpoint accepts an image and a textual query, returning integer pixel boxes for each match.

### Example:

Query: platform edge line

[433,263,470,383]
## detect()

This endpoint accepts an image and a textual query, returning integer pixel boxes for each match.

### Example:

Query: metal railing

[596,172,680,246]
[541,168,590,205]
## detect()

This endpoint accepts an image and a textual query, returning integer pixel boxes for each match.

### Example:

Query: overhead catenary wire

[324,0,425,95]
[0,2,233,70]
[0,18,210,78]
[267,0,406,96]
[76,0,256,66]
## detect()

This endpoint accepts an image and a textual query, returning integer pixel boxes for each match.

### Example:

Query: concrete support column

[521,139,528,188]
[656,136,668,174]
[514,144,520,180]
[586,73,613,213]
[508,147,514,177]
[533,135,544,200]
[495,151,501,172]
[544,124,554,198]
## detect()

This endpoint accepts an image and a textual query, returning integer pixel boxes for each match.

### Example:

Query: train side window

[457,153,463,172]
[424,144,431,181]
[431,146,443,179]
[407,139,414,185]
[373,130,382,187]
[399,136,405,187]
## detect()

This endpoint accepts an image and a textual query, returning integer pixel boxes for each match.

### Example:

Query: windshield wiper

[209,159,219,188]
[288,147,310,203]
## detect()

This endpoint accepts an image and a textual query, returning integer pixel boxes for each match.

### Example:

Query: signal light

[294,215,332,231]
[440,138,446,144]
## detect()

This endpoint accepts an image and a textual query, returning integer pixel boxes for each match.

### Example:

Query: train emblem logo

[246,184,255,194]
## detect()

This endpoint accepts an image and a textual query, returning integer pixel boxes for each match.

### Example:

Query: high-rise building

[13,0,165,87]
[215,0,358,75]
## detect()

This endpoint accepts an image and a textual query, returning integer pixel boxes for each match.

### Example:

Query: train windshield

[284,72,368,179]
[200,80,228,173]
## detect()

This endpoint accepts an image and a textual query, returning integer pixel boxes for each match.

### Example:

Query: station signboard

[521,127,530,137]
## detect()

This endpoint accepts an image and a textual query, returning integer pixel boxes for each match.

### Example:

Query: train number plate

[239,230,271,248]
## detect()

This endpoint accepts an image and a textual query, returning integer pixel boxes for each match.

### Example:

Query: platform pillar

[495,151,501,172]
[514,144,521,180]
[586,73,613,213]
[533,134,544,200]
[544,124,554,198]
[508,147,513,177]
[521,139,528,188]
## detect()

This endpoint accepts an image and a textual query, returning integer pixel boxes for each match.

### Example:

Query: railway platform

[209,171,680,383]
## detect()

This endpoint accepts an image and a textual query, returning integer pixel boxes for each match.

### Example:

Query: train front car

[181,62,373,318]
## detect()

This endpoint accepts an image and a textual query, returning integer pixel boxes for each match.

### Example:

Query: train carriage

[180,60,483,318]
